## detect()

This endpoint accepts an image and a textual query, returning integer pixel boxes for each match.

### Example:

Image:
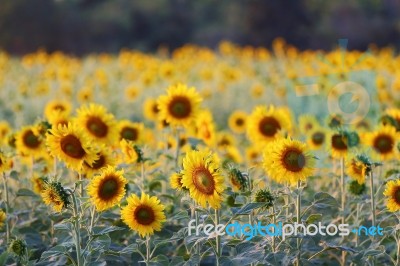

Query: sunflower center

[134,205,155,225]
[305,123,313,130]
[86,116,108,138]
[235,118,244,126]
[373,134,393,154]
[53,104,65,111]
[98,177,119,200]
[312,132,325,145]
[352,162,363,175]
[60,134,86,159]
[85,154,105,170]
[23,130,41,148]
[152,104,159,114]
[394,187,400,204]
[121,127,138,141]
[331,134,347,150]
[259,117,281,137]
[282,148,306,172]
[192,168,215,195]
[168,96,192,119]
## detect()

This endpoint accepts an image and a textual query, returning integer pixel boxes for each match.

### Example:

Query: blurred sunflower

[330,132,349,159]
[44,100,71,121]
[121,193,166,237]
[263,138,315,185]
[228,110,247,134]
[15,126,45,158]
[385,108,400,131]
[32,176,47,194]
[87,166,127,211]
[194,109,216,147]
[170,172,186,191]
[41,181,70,212]
[0,152,12,173]
[118,120,143,143]
[181,149,225,209]
[157,83,202,126]
[0,209,5,228]
[143,98,159,122]
[246,145,261,164]
[76,103,118,145]
[247,105,291,145]
[82,149,116,178]
[307,127,327,150]
[298,115,319,135]
[48,112,70,129]
[119,139,140,164]
[346,157,369,184]
[46,123,98,171]
[383,179,400,212]
[365,126,398,161]
[0,121,11,145]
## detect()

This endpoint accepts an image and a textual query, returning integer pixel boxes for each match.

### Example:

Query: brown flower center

[305,123,313,130]
[168,96,192,119]
[134,205,155,225]
[373,134,393,154]
[281,148,306,172]
[259,117,281,137]
[53,104,66,111]
[351,161,363,175]
[393,186,400,205]
[60,134,86,159]
[331,134,347,150]
[121,126,138,141]
[22,130,41,149]
[192,167,215,195]
[235,118,244,126]
[152,104,159,114]
[98,177,119,200]
[312,132,325,145]
[86,116,108,138]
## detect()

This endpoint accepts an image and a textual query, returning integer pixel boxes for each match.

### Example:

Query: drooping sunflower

[298,115,319,135]
[364,126,398,161]
[46,122,99,171]
[44,99,72,121]
[307,127,327,150]
[41,181,70,212]
[247,105,291,145]
[181,149,225,209]
[143,98,159,122]
[15,126,45,158]
[345,156,371,184]
[118,120,143,143]
[76,103,118,145]
[157,83,202,126]
[170,172,186,191]
[32,176,47,194]
[228,110,247,134]
[87,166,127,211]
[263,138,316,185]
[383,179,400,212]
[82,149,116,178]
[121,193,166,237]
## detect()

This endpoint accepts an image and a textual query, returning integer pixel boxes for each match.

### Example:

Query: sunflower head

[8,239,27,258]
[32,176,48,194]
[0,152,12,173]
[227,167,248,192]
[0,209,6,228]
[170,172,187,192]
[83,149,116,178]
[298,115,319,135]
[228,110,247,134]
[41,181,70,212]
[121,193,166,237]
[143,98,160,121]
[307,127,326,150]
[348,180,366,196]
[87,166,127,211]
[44,100,72,121]
[383,179,400,212]
[365,126,398,161]
[327,114,343,129]
[254,189,275,208]
[120,139,143,164]
[118,120,144,143]
[15,126,45,157]
[346,154,372,184]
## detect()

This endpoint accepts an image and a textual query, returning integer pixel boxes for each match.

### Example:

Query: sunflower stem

[195,208,200,261]
[272,204,276,253]
[145,235,151,266]
[340,157,346,265]
[69,189,83,266]
[369,170,375,227]
[355,203,359,247]
[214,208,221,265]
[89,205,96,234]
[296,180,301,266]
[2,173,10,244]
[141,161,145,192]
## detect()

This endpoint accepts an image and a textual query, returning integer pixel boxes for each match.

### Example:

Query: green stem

[146,236,151,266]
[369,171,375,227]
[272,205,276,252]
[69,189,83,266]
[296,180,301,266]
[2,173,10,244]
[141,162,145,192]
[340,157,346,266]
[215,209,220,265]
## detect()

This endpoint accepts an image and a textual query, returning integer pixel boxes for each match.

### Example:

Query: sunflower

[0,209,6,228]
[76,103,118,145]
[246,145,261,164]
[119,139,140,164]
[121,193,166,237]
[263,138,315,185]
[15,126,45,158]
[307,127,327,150]
[385,108,400,131]
[32,176,47,194]
[327,114,343,129]
[143,98,159,122]
[383,179,400,212]
[346,158,367,184]
[298,115,319,135]
[364,126,398,161]
[44,100,72,121]
[87,166,127,211]
[82,149,116,178]
[41,181,70,212]
[194,109,216,147]
[228,111,247,134]
[157,83,202,126]
[118,120,143,143]
[181,150,225,209]
[0,152,12,173]
[48,112,70,129]
[170,172,186,191]
[216,132,236,148]
[46,122,99,171]
[329,131,360,159]
[0,121,11,145]
[247,105,291,145]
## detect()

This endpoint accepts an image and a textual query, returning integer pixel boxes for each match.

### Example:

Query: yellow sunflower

[119,139,139,164]
[346,158,367,184]
[228,111,247,134]
[41,181,70,213]
[385,108,400,131]
[82,149,116,178]
[181,150,225,209]
[298,115,319,135]
[307,127,327,150]
[170,172,185,191]
[383,179,400,212]
[247,105,291,145]
[143,98,159,122]
[48,112,70,129]
[329,132,349,159]
[246,145,261,164]
[364,126,398,161]
[121,193,166,237]
[194,109,216,147]
[216,132,236,148]
[0,121,11,145]
[76,103,118,145]
[32,176,47,194]
[118,120,144,143]
[263,138,315,185]
[157,83,202,126]
[46,122,99,171]
[44,100,72,121]
[0,210,5,228]
[0,152,12,173]
[15,126,45,158]
[87,166,127,211]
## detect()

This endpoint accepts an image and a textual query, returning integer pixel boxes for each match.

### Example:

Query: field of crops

[0,40,399,265]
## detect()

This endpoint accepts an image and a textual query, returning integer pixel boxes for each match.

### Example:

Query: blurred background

[1,0,400,55]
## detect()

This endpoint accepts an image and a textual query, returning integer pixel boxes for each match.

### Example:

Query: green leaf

[231,203,266,215]
[306,214,322,224]
[54,223,72,231]
[150,254,169,265]
[120,243,138,254]
[92,226,125,236]
[0,251,9,266]
[16,188,39,198]
[40,245,67,261]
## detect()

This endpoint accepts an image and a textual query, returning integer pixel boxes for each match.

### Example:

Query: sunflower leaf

[231,203,266,215]
[92,226,125,236]
[16,188,38,198]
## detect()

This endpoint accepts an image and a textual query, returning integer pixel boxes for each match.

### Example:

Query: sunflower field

[0,40,399,266]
